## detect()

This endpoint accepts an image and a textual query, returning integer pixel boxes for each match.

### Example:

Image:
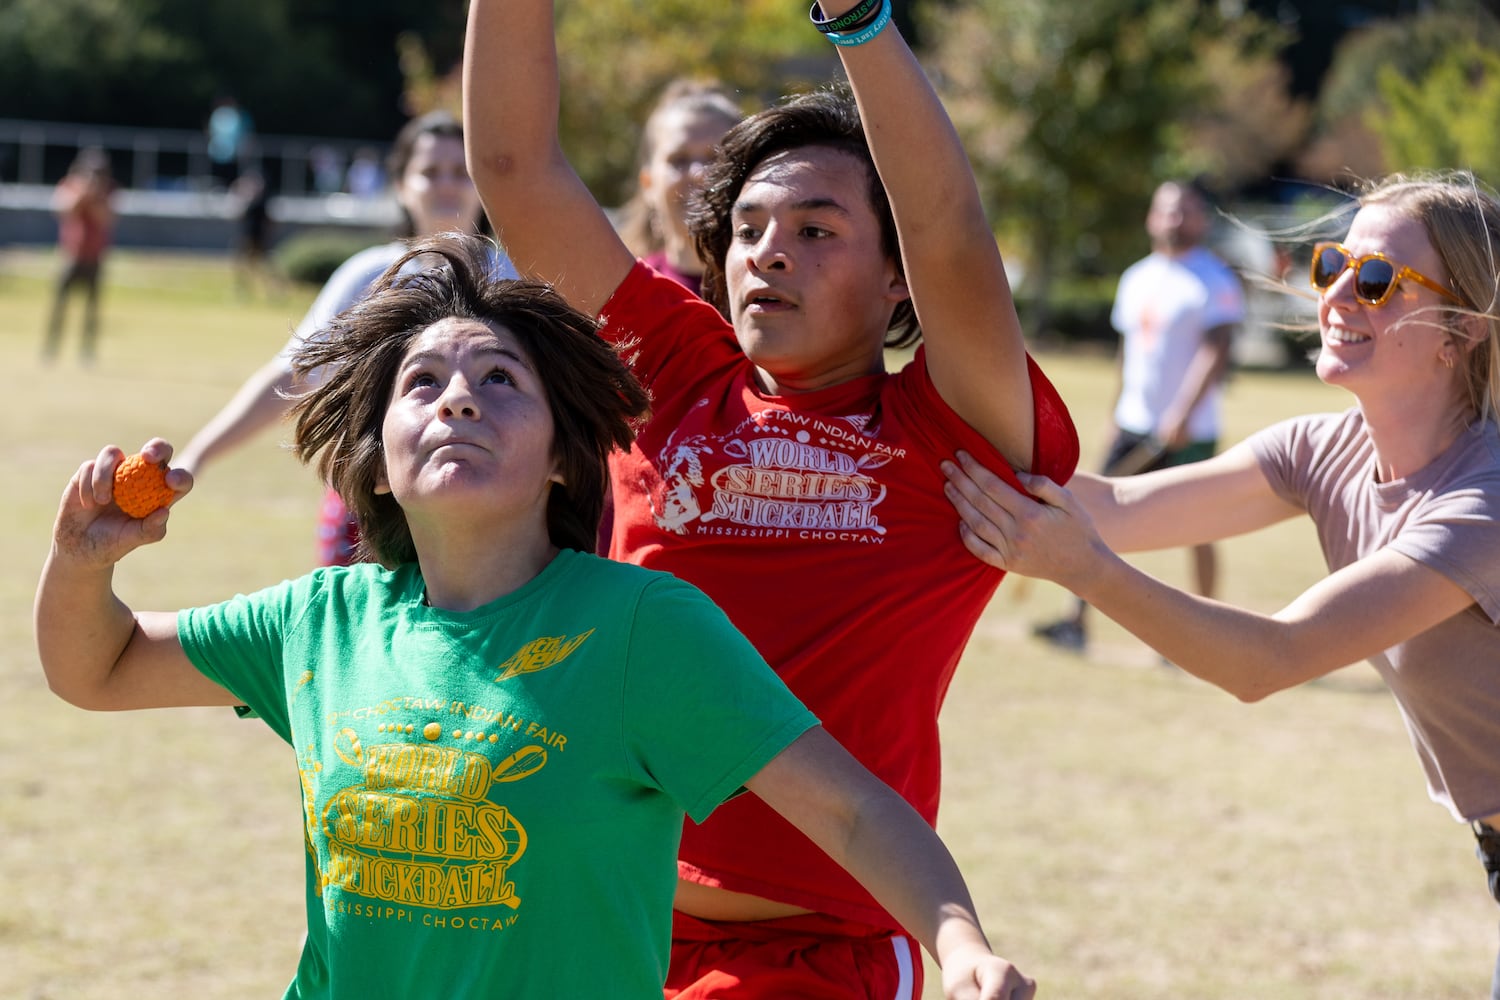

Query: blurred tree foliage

[923,0,1306,327]
[1300,7,1500,184]
[551,0,828,207]
[0,0,467,138]
[1370,41,1500,184]
[398,0,830,207]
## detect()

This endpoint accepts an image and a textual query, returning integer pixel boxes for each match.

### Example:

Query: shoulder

[1118,254,1159,283]
[563,550,730,619]
[318,242,407,299]
[598,260,735,367]
[602,259,709,318]
[1248,409,1359,470]
[1253,408,1359,450]
[555,549,694,598]
[337,241,408,278]
[1185,247,1239,284]
[1442,419,1500,488]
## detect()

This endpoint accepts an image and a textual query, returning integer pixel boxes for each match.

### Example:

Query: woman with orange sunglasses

[943,171,1500,996]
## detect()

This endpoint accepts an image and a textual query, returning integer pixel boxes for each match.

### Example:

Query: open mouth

[745,288,793,310]
[1325,326,1371,345]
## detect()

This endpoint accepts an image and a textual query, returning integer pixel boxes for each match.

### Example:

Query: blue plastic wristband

[824,0,892,47]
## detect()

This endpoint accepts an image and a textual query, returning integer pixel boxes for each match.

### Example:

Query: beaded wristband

[824,0,892,46]
[810,0,880,34]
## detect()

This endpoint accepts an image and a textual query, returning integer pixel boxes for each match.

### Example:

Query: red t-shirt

[641,249,705,299]
[55,176,114,263]
[600,261,1079,927]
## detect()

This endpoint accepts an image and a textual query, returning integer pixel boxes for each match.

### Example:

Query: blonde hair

[615,79,744,257]
[1359,171,1500,424]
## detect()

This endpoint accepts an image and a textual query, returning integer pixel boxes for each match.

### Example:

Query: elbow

[1221,639,1317,704]
[42,669,109,712]
[1231,682,1276,705]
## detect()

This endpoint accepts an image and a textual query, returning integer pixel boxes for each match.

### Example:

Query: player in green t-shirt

[36,233,1033,1000]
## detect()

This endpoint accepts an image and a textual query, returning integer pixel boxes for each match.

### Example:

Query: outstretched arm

[941,457,1475,701]
[1042,442,1300,553]
[748,727,1036,1000]
[823,3,1034,469]
[463,0,636,315]
[179,245,397,476]
[176,355,300,477]
[35,439,239,711]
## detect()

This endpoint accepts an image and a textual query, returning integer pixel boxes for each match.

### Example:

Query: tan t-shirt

[1251,409,1500,821]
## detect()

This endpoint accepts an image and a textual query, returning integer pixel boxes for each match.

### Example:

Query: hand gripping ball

[113,454,175,518]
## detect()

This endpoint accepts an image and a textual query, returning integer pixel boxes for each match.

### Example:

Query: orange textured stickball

[113,454,175,518]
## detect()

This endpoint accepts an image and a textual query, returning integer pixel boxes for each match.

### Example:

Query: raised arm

[748,727,1036,1000]
[462,0,636,315]
[35,440,239,711]
[823,2,1034,469]
[941,458,1474,701]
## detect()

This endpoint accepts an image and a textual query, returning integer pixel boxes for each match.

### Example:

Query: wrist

[934,924,994,970]
[810,0,893,46]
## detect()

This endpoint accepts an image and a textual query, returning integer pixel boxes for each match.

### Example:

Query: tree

[1299,7,1500,183]
[550,0,828,206]
[1369,40,1500,184]
[0,0,468,139]
[924,0,1305,333]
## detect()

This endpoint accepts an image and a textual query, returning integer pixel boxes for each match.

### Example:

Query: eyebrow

[733,195,853,218]
[402,344,535,372]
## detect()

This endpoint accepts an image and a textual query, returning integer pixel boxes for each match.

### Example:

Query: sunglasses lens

[1312,246,1348,290]
[1355,259,1395,304]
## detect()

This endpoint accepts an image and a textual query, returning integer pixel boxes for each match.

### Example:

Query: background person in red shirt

[42,148,116,365]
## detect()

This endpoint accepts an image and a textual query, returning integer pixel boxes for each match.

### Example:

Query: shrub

[273,230,384,286]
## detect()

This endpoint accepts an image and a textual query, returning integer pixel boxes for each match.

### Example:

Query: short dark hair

[288,232,650,566]
[688,85,919,348]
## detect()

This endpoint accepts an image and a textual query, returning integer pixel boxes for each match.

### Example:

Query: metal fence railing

[0,118,389,197]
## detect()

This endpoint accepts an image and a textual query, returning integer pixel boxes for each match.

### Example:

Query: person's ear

[374,460,391,496]
[883,264,911,306]
[1460,312,1487,352]
[1445,314,1486,369]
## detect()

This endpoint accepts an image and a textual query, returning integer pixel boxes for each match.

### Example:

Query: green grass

[1,249,1492,999]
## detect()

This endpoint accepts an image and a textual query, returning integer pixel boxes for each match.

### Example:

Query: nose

[747,224,790,273]
[1320,262,1359,307]
[438,375,480,420]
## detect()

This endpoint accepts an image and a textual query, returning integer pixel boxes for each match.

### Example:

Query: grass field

[1,248,1493,999]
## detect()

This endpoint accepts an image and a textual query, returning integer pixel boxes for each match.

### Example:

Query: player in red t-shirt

[464,2,1076,997]
[42,148,116,364]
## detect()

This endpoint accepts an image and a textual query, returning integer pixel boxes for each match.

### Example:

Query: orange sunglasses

[1310,242,1462,307]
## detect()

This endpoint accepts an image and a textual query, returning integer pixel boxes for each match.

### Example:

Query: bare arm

[1062,441,1301,552]
[176,355,301,477]
[35,440,240,711]
[942,461,1475,701]
[824,3,1034,469]
[1155,322,1235,448]
[748,727,1035,1000]
[462,0,636,315]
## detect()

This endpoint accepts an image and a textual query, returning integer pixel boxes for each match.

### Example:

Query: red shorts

[665,911,921,1000]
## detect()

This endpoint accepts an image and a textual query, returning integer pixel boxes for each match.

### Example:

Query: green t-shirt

[178,549,816,999]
